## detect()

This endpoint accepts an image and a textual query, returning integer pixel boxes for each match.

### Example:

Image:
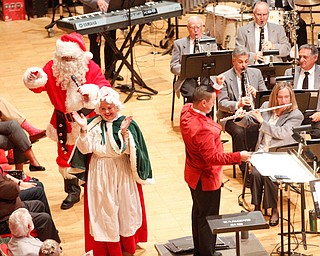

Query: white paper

[249,152,316,183]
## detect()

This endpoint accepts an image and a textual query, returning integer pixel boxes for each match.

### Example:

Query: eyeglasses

[188,25,202,30]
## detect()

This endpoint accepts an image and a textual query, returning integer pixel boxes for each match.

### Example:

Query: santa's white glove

[23,67,48,89]
[78,84,100,108]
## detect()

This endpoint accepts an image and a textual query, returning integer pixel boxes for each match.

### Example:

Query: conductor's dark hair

[193,85,215,103]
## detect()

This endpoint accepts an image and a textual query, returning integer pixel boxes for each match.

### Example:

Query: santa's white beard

[52,55,90,112]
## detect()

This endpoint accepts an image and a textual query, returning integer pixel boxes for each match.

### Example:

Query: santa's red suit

[23,32,111,210]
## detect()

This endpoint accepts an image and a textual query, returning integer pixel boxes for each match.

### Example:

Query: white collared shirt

[297,65,316,90]
[192,106,206,116]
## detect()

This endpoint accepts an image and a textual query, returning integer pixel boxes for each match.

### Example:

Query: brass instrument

[220,103,293,122]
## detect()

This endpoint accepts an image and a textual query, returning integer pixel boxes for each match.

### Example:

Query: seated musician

[235,1,290,64]
[217,46,267,178]
[284,44,320,136]
[170,16,218,103]
[234,82,304,226]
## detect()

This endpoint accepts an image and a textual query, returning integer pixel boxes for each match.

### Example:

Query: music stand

[249,62,292,89]
[250,149,317,255]
[180,50,232,80]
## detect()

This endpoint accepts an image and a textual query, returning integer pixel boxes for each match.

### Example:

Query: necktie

[302,71,309,89]
[194,39,199,53]
[258,27,264,51]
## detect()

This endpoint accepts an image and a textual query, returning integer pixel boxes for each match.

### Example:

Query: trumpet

[220,103,293,122]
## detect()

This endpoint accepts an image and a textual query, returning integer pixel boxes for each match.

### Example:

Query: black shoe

[269,217,279,226]
[60,193,80,210]
[29,164,46,171]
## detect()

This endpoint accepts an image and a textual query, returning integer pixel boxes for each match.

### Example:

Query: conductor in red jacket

[180,85,251,256]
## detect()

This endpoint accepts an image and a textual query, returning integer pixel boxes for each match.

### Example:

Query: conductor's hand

[240,151,251,162]
[72,112,87,131]
[215,74,225,86]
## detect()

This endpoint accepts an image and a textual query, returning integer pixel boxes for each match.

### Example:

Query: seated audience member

[0,120,45,172]
[235,82,303,226]
[8,208,43,256]
[217,46,267,177]
[0,97,46,144]
[0,172,61,243]
[284,44,320,134]
[170,15,218,102]
[39,239,61,256]
[235,1,290,64]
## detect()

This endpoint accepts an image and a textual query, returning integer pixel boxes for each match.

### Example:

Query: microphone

[71,75,81,87]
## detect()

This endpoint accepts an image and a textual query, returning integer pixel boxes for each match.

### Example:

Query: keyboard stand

[102,23,158,102]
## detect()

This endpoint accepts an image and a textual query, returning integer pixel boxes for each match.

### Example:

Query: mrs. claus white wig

[94,87,124,114]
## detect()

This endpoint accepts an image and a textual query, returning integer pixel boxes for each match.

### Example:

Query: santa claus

[23,32,111,209]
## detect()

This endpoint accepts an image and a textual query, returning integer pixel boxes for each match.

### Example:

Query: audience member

[0,120,45,172]
[70,87,153,255]
[8,208,43,256]
[236,1,290,64]
[0,172,60,243]
[0,97,46,144]
[234,82,303,226]
[217,47,267,177]
[23,32,111,209]
[180,85,251,256]
[39,239,61,256]
[170,15,218,102]
[80,0,123,81]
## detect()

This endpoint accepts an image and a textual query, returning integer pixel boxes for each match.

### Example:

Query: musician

[217,46,267,177]
[170,16,218,103]
[235,82,303,226]
[79,0,124,81]
[235,1,290,64]
[285,44,320,137]
[180,85,251,256]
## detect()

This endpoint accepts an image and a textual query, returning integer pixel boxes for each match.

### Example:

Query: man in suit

[236,1,290,64]
[170,16,218,102]
[180,85,250,256]
[285,44,320,135]
[217,46,267,177]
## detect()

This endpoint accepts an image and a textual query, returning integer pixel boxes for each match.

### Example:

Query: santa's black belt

[55,108,93,153]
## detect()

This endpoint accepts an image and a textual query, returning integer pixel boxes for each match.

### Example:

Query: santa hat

[55,32,93,60]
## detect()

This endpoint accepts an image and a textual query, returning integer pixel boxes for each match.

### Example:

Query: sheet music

[250,152,316,183]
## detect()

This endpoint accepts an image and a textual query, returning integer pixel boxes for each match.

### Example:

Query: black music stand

[180,50,232,81]
[249,62,292,89]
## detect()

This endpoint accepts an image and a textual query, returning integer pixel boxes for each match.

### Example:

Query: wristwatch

[18,180,22,186]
